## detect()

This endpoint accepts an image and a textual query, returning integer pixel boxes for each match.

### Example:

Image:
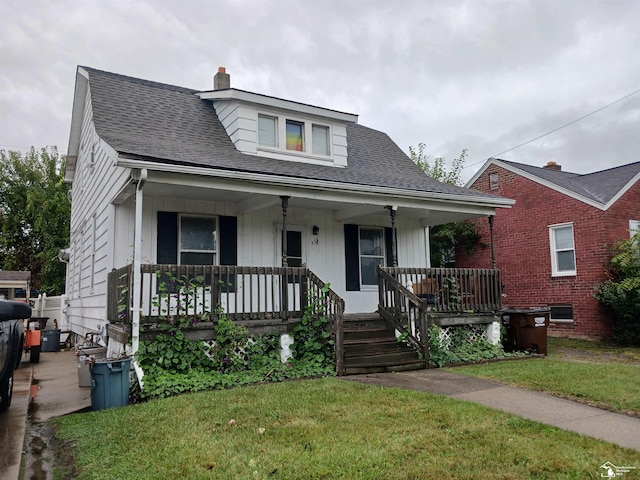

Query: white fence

[30,294,69,331]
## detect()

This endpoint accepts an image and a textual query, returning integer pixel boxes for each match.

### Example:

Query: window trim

[178,214,218,266]
[549,223,576,277]
[630,219,639,238]
[358,226,385,289]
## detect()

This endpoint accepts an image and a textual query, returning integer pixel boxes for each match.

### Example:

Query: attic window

[312,124,330,155]
[257,113,332,159]
[286,120,304,151]
[489,173,499,190]
[258,115,277,147]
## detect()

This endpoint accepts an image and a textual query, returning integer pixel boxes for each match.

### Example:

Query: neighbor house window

[179,215,217,265]
[359,227,385,286]
[549,304,573,323]
[489,173,499,190]
[286,120,304,151]
[312,124,330,156]
[258,115,277,147]
[630,220,639,238]
[549,223,576,276]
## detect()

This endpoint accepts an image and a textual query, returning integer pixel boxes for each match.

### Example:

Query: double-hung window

[312,124,330,155]
[258,115,277,147]
[179,215,217,265]
[359,227,385,286]
[549,223,576,276]
[630,220,639,238]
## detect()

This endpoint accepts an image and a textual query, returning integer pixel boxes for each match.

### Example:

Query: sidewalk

[343,368,640,451]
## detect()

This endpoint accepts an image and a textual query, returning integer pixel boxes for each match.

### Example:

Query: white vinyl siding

[549,223,576,276]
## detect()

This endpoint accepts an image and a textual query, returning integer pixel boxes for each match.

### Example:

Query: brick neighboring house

[458,158,640,339]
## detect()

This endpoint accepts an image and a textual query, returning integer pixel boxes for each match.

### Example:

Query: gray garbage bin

[90,358,131,411]
[77,346,108,387]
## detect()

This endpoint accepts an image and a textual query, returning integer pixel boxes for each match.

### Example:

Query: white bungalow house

[64,66,513,374]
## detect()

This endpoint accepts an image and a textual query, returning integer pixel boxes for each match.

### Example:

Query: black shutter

[385,227,395,267]
[157,212,178,264]
[344,224,360,291]
[218,215,237,292]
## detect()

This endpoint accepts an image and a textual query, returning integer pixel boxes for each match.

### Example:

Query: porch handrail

[381,267,503,313]
[377,266,429,363]
[307,271,346,376]
[107,263,346,374]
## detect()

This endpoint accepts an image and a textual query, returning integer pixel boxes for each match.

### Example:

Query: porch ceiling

[142,180,494,226]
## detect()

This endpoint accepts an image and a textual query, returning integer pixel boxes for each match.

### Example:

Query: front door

[277,226,305,268]
[276,226,305,312]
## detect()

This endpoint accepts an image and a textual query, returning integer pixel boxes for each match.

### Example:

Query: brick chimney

[214,66,230,90]
[543,161,561,171]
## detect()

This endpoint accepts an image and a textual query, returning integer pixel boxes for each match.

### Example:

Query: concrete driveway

[0,349,91,480]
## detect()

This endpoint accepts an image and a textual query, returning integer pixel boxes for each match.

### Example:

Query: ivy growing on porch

[132,273,336,400]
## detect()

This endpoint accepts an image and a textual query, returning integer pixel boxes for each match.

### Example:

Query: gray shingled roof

[497,159,640,205]
[0,271,31,282]
[83,67,501,200]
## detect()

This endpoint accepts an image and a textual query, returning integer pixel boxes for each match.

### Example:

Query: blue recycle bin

[90,358,131,411]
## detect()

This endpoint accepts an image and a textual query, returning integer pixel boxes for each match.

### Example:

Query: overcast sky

[1,0,638,182]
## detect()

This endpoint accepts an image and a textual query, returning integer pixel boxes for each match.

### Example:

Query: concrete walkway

[0,349,91,480]
[342,369,640,451]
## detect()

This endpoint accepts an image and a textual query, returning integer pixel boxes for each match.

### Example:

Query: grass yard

[449,338,640,416]
[54,378,639,480]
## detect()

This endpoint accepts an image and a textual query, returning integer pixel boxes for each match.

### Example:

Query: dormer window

[257,113,332,158]
[312,124,330,156]
[286,120,304,151]
[258,115,277,148]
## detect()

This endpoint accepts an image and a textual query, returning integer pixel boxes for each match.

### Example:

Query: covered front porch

[107,263,503,375]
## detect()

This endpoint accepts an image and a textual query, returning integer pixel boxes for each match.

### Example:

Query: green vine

[132,276,337,400]
[428,324,521,367]
[290,284,335,375]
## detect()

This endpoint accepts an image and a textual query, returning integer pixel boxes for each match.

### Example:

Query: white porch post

[131,169,147,355]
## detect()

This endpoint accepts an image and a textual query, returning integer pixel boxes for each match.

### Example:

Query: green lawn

[449,338,640,415]
[55,378,639,480]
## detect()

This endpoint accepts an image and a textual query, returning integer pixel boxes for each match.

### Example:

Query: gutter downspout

[131,168,147,387]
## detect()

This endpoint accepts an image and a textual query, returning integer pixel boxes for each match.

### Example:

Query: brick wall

[457,164,640,339]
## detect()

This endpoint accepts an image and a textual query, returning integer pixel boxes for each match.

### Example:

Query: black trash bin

[501,308,550,355]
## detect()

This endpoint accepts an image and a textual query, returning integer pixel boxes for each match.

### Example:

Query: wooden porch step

[341,312,426,375]
[344,340,411,355]
[343,327,395,341]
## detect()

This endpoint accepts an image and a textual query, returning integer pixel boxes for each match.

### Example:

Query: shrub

[594,233,640,345]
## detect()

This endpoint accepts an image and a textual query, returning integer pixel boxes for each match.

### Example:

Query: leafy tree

[0,147,70,295]
[408,143,481,267]
[594,233,640,345]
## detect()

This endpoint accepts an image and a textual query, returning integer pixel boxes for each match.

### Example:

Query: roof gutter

[116,157,515,209]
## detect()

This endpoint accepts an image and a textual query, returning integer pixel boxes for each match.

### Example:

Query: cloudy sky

[1,0,638,182]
